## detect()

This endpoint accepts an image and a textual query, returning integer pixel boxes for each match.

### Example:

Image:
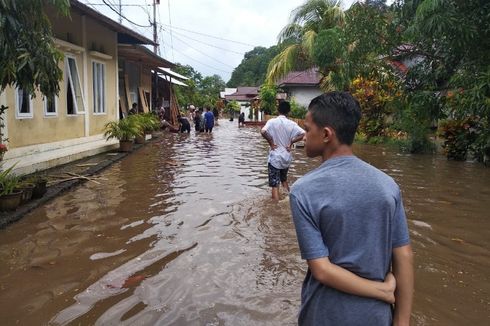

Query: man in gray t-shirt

[290,92,414,326]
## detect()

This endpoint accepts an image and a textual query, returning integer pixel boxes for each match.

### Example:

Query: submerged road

[0,120,489,325]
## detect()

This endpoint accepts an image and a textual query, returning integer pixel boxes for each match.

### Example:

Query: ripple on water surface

[0,122,489,325]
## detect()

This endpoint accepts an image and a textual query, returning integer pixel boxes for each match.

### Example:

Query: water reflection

[0,121,489,325]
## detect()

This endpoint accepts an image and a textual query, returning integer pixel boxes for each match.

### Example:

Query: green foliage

[134,113,159,134]
[312,27,344,71]
[226,100,240,114]
[266,0,345,84]
[438,117,482,161]
[0,164,19,195]
[259,85,277,115]
[228,46,283,87]
[289,100,307,119]
[173,64,225,108]
[103,116,141,142]
[0,0,70,98]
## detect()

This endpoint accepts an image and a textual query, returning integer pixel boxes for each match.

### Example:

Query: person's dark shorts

[268,163,288,187]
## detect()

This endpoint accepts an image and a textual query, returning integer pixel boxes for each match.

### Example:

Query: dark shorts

[268,163,288,187]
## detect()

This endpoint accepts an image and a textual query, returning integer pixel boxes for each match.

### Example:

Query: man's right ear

[323,126,334,143]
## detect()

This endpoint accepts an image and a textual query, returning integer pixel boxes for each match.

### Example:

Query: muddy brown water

[0,121,489,325]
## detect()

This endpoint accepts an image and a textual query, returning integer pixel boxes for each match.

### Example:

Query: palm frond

[266,44,301,84]
[278,23,304,43]
[302,30,318,60]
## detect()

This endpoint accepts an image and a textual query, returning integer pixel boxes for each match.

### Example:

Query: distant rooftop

[277,68,321,87]
[225,86,259,101]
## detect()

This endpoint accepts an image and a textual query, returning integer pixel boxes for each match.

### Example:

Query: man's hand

[383,272,396,304]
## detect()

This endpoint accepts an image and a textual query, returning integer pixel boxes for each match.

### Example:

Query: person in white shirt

[261,101,305,200]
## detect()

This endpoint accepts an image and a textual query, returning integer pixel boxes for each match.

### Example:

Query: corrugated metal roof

[118,44,174,68]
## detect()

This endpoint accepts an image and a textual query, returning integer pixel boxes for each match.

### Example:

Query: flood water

[0,120,489,325]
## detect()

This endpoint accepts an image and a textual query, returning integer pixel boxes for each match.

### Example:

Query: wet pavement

[0,120,489,325]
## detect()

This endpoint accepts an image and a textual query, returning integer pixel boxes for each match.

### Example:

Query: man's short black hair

[278,101,291,115]
[308,92,362,145]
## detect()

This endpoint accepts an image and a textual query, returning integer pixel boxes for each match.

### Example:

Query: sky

[81,0,390,82]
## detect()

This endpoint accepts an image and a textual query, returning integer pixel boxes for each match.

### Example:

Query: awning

[158,74,188,87]
[159,67,189,80]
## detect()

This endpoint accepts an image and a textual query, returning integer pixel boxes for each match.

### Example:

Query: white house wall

[289,87,324,108]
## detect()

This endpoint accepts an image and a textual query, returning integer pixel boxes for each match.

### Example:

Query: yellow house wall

[4,9,119,149]
[86,17,118,135]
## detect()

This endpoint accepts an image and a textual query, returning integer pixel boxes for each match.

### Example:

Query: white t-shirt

[262,115,305,169]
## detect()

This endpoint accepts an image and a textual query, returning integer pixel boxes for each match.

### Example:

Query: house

[276,68,323,108]
[117,44,176,117]
[224,87,260,121]
[0,0,172,175]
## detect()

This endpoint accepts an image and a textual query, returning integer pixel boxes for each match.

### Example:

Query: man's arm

[392,244,414,326]
[308,257,396,303]
[261,129,277,150]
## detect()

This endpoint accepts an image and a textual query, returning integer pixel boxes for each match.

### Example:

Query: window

[92,62,105,114]
[15,88,33,118]
[65,56,85,114]
[44,94,57,116]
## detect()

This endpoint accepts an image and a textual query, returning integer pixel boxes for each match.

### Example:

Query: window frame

[43,94,58,117]
[65,54,86,115]
[92,60,106,115]
[15,88,33,119]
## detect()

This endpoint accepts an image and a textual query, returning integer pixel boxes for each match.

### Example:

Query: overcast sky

[81,1,390,82]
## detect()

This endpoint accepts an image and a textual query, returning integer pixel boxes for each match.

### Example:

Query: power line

[171,33,235,69]
[160,23,256,47]
[170,29,246,55]
[84,2,152,6]
[167,0,175,61]
[172,46,232,74]
[101,0,152,28]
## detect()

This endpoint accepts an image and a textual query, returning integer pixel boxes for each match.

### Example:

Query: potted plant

[25,174,48,199]
[135,113,160,141]
[143,113,160,136]
[16,180,35,204]
[103,116,141,152]
[0,165,22,211]
[133,115,146,144]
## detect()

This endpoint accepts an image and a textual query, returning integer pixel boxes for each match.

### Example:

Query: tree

[227,46,283,87]
[259,84,278,115]
[395,0,490,160]
[200,74,226,108]
[266,0,345,85]
[0,0,70,98]
[173,64,225,109]
[173,64,202,108]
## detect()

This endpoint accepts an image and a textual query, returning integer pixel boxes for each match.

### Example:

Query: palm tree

[266,0,345,87]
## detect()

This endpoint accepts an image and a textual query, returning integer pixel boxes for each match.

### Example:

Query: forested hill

[226,45,281,87]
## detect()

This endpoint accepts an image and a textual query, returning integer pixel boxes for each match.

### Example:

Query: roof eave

[70,0,157,46]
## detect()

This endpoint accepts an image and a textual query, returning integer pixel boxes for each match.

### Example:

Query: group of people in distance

[159,105,218,134]
[185,105,217,133]
[261,92,413,326]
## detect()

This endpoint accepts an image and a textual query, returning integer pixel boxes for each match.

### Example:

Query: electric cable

[160,23,255,47]
[170,29,246,55]
[101,0,152,28]
[171,33,236,69]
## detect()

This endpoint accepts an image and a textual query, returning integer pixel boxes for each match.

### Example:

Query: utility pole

[118,0,122,24]
[153,0,158,54]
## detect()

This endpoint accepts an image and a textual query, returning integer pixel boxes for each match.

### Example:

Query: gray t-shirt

[290,155,410,326]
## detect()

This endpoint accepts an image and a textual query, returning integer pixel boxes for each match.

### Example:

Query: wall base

[1,135,119,175]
